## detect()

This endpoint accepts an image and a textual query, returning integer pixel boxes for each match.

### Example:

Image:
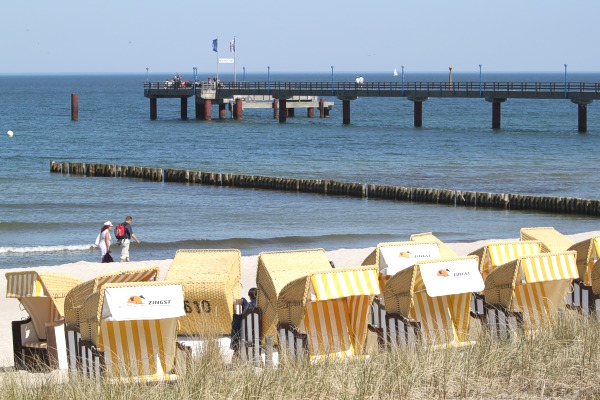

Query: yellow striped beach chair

[6,271,81,370]
[276,265,380,362]
[78,281,185,383]
[468,241,542,318]
[410,232,459,258]
[63,266,159,371]
[567,235,600,316]
[520,227,575,253]
[484,251,578,338]
[365,241,444,347]
[383,256,483,349]
[165,249,241,363]
[246,249,338,364]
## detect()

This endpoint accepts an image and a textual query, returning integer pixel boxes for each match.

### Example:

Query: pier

[144,81,600,132]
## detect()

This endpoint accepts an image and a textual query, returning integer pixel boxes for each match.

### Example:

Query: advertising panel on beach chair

[6,271,81,370]
[78,281,184,383]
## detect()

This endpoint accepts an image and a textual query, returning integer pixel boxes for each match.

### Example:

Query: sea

[1,71,599,270]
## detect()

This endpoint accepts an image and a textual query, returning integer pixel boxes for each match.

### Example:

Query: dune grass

[1,311,599,399]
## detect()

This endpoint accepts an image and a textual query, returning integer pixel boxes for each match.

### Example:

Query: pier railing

[145,81,600,100]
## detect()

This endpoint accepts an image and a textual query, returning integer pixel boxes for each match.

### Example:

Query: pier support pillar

[288,107,295,118]
[342,100,351,124]
[150,98,157,120]
[573,100,593,133]
[180,97,188,120]
[279,99,287,123]
[234,98,243,120]
[307,107,314,118]
[408,97,428,128]
[319,98,325,118]
[71,93,79,121]
[486,98,506,130]
[273,99,278,119]
[578,103,587,133]
[195,101,202,119]
[219,103,227,119]
[203,99,212,120]
[414,101,422,127]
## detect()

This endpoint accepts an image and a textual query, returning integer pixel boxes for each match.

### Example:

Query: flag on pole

[230,38,235,53]
[212,39,218,52]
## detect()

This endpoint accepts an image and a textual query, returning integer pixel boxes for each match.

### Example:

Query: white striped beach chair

[384,256,483,349]
[276,265,380,362]
[165,249,241,364]
[364,240,444,347]
[63,266,159,371]
[468,241,542,319]
[5,271,81,370]
[567,235,600,317]
[484,251,579,338]
[78,281,185,383]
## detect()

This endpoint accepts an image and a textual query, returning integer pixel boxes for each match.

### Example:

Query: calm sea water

[1,72,599,269]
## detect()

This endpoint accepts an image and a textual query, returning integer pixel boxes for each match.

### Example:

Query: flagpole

[216,36,219,83]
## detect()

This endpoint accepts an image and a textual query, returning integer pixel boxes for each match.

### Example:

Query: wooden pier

[144,81,600,132]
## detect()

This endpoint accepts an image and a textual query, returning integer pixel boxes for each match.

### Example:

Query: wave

[0,233,399,256]
[0,244,95,255]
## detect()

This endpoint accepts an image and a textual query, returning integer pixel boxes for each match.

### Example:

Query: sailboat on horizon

[393,68,398,77]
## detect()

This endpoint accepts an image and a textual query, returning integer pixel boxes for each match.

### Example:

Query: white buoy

[7,130,13,137]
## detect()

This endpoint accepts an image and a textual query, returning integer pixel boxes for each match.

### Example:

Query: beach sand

[1,230,597,369]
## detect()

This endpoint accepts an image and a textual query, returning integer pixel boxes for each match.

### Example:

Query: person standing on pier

[117,215,140,262]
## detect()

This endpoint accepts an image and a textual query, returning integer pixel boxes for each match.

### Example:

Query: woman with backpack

[96,221,114,263]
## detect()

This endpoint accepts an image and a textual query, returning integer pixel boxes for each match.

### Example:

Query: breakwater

[50,161,600,217]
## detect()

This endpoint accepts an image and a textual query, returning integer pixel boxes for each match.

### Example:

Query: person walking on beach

[118,215,140,262]
[97,221,113,263]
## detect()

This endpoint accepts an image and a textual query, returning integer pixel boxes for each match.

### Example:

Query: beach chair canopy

[6,271,81,340]
[256,248,332,340]
[79,281,184,382]
[468,240,543,281]
[277,265,380,359]
[520,227,575,253]
[592,260,600,295]
[64,266,159,327]
[485,252,578,324]
[384,256,482,346]
[410,232,458,258]
[568,235,600,286]
[165,249,241,336]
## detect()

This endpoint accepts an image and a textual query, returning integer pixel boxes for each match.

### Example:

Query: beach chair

[364,241,444,346]
[383,256,483,349]
[276,265,380,362]
[62,266,159,371]
[78,281,185,383]
[5,271,81,370]
[468,241,543,319]
[165,249,241,363]
[567,235,600,316]
[484,251,578,338]
[519,227,593,311]
[592,261,600,318]
[246,249,335,364]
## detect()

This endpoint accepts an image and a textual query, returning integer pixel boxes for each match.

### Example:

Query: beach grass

[1,310,598,399]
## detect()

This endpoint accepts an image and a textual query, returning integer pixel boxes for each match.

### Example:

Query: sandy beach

[1,230,597,369]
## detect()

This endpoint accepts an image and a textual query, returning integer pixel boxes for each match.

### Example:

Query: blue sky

[1,0,598,74]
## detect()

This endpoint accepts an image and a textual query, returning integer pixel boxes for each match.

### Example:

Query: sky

[1,0,599,75]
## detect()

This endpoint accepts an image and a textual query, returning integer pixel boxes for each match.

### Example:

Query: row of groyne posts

[51,161,600,216]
